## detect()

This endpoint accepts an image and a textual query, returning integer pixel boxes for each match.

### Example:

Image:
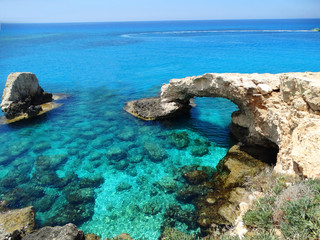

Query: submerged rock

[3,185,45,209]
[114,160,129,171]
[1,170,30,189]
[189,138,210,157]
[0,205,35,240]
[85,233,101,240]
[182,170,209,185]
[9,142,30,157]
[34,194,58,212]
[35,154,68,171]
[79,176,105,188]
[154,176,178,193]
[106,145,127,161]
[176,185,208,203]
[117,127,135,141]
[168,131,190,149]
[113,233,133,240]
[32,170,61,187]
[159,227,194,240]
[162,205,198,232]
[116,182,132,192]
[65,187,95,204]
[144,142,167,162]
[0,155,13,166]
[33,142,51,153]
[141,201,162,215]
[47,202,94,226]
[127,147,144,163]
[22,223,85,240]
[1,72,53,119]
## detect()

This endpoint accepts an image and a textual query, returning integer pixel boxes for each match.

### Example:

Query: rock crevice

[124,72,320,178]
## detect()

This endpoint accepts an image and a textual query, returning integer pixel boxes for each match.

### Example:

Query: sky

[0,0,319,23]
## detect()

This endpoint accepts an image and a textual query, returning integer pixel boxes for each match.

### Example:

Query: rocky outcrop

[0,205,36,240]
[22,223,85,240]
[194,145,268,236]
[1,72,53,119]
[124,72,320,178]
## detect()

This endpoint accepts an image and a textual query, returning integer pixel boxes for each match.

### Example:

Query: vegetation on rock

[240,176,320,240]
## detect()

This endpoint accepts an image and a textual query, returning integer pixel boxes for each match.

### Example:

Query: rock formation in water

[124,72,320,178]
[1,72,53,119]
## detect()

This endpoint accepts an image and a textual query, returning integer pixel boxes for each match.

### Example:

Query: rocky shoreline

[124,72,320,179]
[1,72,320,239]
[0,202,131,240]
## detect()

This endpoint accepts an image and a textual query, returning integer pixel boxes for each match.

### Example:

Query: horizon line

[1,17,319,24]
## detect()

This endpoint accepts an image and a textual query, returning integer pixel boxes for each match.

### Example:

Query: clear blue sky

[0,0,319,23]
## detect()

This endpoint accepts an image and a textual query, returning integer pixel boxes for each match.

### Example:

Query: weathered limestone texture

[22,223,85,240]
[195,145,267,235]
[124,72,320,178]
[1,72,53,119]
[0,205,36,240]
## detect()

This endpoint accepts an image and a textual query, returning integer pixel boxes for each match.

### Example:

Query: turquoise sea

[0,19,319,239]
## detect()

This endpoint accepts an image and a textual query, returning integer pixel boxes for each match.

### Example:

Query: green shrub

[243,231,279,240]
[220,234,240,240]
[220,231,279,240]
[228,177,320,240]
[272,181,314,225]
[280,194,320,240]
[305,178,320,192]
[272,176,288,195]
[243,196,275,230]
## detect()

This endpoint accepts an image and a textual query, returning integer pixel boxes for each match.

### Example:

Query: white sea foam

[121,29,313,37]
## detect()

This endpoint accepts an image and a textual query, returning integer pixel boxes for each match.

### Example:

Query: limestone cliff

[124,72,320,178]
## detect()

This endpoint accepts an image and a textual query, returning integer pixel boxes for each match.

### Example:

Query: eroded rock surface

[22,223,85,240]
[194,145,268,236]
[125,72,320,178]
[1,72,53,119]
[0,205,35,240]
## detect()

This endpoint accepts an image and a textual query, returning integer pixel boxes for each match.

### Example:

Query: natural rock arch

[124,72,320,178]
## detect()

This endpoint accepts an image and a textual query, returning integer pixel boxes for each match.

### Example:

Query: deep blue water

[0,19,319,239]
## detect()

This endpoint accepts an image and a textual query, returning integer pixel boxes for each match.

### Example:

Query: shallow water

[0,19,319,239]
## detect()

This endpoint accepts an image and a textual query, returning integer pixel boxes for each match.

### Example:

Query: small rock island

[1,72,63,123]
